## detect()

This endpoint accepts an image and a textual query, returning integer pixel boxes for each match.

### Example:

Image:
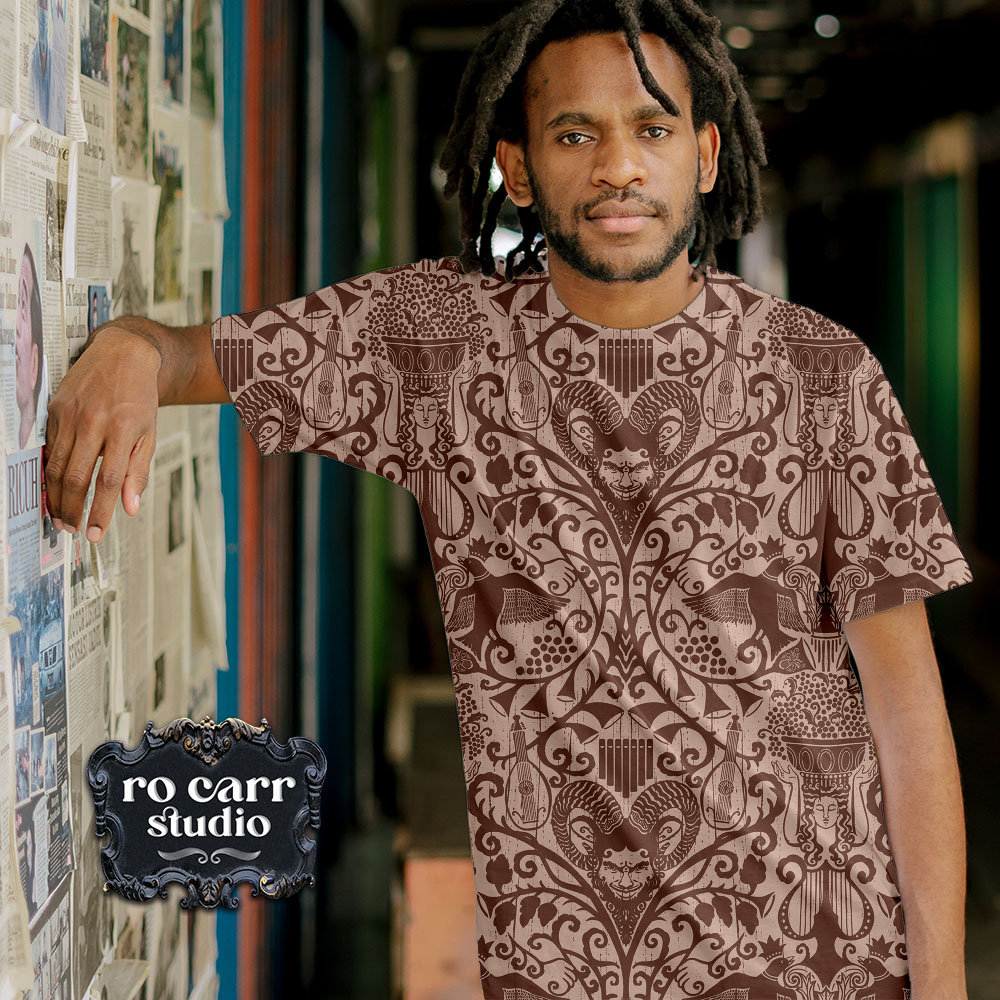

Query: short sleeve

[212,259,477,488]
[820,351,973,623]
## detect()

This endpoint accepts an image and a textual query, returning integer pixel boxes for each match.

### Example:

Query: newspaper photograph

[17,0,69,134]
[1,129,68,434]
[110,175,157,319]
[0,208,49,454]
[157,0,184,107]
[151,108,186,305]
[0,624,34,998]
[7,448,72,924]
[81,0,110,83]
[111,13,150,180]
[189,0,219,121]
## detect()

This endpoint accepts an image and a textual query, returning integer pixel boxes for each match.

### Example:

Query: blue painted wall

[217,0,243,996]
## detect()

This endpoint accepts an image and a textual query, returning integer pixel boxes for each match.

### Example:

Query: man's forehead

[525,31,690,114]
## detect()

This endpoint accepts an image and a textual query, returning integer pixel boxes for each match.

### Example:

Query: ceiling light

[725,26,754,50]
[814,14,841,39]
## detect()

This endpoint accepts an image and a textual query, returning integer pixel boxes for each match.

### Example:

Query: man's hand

[44,318,229,542]
[45,326,160,540]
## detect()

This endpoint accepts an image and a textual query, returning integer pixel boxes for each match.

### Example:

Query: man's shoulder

[716,269,876,362]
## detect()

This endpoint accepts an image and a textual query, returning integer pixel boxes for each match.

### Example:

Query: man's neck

[546,252,706,330]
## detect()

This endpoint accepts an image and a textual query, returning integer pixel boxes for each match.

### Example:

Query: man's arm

[843,599,967,1000]
[45,318,230,543]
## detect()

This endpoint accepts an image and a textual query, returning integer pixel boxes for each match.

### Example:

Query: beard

[525,156,701,284]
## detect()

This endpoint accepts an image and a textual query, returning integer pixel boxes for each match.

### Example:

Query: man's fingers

[120,434,155,519]
[85,439,136,542]
[43,418,77,529]
[52,430,104,533]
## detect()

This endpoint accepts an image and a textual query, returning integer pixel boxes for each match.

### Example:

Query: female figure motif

[374,341,478,537]
[775,334,879,541]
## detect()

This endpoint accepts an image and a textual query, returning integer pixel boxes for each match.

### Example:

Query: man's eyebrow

[545,103,682,130]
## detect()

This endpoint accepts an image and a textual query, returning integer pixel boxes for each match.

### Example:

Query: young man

[45,1,971,997]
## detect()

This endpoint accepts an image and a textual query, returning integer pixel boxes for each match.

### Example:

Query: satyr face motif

[552,380,700,544]
[599,447,654,500]
[597,846,655,900]
[552,779,700,942]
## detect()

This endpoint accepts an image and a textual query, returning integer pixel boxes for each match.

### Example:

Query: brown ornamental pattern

[213,258,971,1000]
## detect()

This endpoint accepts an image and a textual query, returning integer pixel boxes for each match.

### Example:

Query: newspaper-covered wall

[0,0,229,997]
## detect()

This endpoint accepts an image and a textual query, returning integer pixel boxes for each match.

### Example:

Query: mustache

[573,190,670,222]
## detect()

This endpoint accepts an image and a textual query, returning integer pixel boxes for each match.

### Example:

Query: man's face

[15,253,38,414]
[498,32,718,284]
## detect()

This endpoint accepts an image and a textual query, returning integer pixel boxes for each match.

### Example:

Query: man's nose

[591,132,648,189]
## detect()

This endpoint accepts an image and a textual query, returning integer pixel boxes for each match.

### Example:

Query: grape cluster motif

[763,669,869,757]
[519,630,578,677]
[767,300,843,340]
[368,271,482,340]
[456,679,491,760]
[676,634,732,676]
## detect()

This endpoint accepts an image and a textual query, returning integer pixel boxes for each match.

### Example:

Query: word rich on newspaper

[87,717,327,908]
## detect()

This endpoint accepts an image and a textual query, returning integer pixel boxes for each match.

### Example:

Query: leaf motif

[736,899,759,933]
[739,854,766,891]
[520,495,541,528]
[713,895,734,927]
[893,501,916,535]
[695,900,715,927]
[537,901,557,927]
[493,900,516,934]
[519,895,540,927]
[712,496,734,527]
[537,502,557,527]
[919,495,940,529]
[736,501,760,534]
[696,502,715,526]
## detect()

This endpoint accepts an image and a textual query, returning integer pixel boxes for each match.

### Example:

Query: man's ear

[30,343,39,392]
[495,139,534,209]
[697,122,721,195]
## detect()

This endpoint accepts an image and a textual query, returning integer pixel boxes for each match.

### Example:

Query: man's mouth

[586,201,657,234]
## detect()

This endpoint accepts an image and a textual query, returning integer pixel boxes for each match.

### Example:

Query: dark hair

[440,0,767,279]
[20,243,44,412]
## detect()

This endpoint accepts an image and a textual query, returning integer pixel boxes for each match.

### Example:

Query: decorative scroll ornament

[87,717,326,909]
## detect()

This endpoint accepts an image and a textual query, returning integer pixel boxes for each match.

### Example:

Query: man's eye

[644,126,671,139]
[559,132,590,146]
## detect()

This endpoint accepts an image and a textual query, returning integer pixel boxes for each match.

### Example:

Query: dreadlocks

[439,0,767,280]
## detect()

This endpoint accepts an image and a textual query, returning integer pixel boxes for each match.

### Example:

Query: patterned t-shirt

[212,258,972,1000]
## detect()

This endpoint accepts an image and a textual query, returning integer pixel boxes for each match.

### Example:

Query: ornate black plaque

[87,717,326,909]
